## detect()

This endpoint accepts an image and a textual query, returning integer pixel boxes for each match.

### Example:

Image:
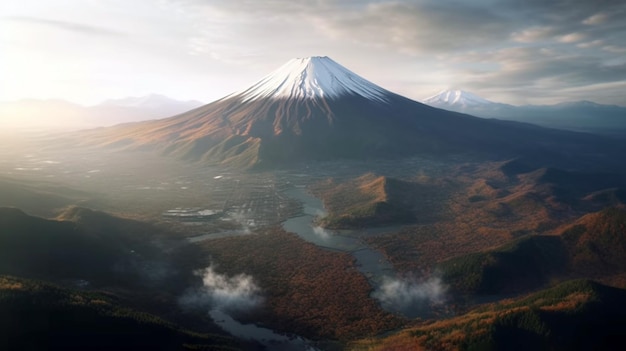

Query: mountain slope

[439,207,626,295]
[561,208,626,275]
[0,176,92,218]
[350,279,626,351]
[0,206,168,284]
[72,56,626,170]
[0,275,239,351]
[311,173,445,228]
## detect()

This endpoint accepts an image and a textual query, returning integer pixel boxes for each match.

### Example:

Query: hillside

[366,160,626,273]
[439,235,567,294]
[0,206,171,285]
[0,275,238,351]
[561,208,626,276]
[0,176,92,218]
[349,279,626,351]
[311,174,445,228]
[439,207,626,295]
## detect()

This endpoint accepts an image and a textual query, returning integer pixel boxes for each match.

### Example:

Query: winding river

[281,186,399,286]
[195,185,412,349]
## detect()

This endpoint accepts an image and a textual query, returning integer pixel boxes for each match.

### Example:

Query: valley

[3,132,626,350]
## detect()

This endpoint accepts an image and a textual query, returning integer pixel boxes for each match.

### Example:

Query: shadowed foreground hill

[0,206,168,285]
[0,275,238,351]
[0,176,92,218]
[349,279,626,351]
[561,207,626,275]
[440,208,626,295]
[365,160,626,275]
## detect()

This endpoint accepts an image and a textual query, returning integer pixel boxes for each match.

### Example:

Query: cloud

[577,39,604,49]
[179,266,262,312]
[374,275,446,312]
[1,16,124,37]
[558,32,586,43]
[603,45,626,53]
[583,13,609,25]
[511,26,554,43]
[155,0,626,106]
[4,0,626,105]
[309,1,515,55]
[312,226,330,240]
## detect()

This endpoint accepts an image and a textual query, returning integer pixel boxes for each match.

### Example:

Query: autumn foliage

[196,227,404,340]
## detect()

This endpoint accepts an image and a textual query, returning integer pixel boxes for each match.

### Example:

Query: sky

[1,0,625,106]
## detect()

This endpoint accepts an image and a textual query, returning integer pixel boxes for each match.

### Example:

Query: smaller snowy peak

[234,56,390,103]
[423,89,494,107]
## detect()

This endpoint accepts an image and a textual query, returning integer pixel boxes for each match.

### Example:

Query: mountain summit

[233,56,390,103]
[78,56,626,170]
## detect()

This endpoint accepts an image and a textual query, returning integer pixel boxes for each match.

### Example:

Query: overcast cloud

[1,0,625,105]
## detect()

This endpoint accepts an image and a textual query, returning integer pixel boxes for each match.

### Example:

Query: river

[281,186,399,286]
[194,185,422,348]
[209,309,319,351]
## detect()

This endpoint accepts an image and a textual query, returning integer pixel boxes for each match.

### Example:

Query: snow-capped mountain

[423,89,496,108]
[232,56,390,103]
[74,56,626,170]
[422,90,626,135]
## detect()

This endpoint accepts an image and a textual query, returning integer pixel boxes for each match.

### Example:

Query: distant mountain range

[423,89,626,135]
[0,94,204,131]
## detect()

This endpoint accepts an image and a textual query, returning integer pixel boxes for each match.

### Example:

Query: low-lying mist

[179,265,262,312]
[374,274,446,313]
[312,226,330,239]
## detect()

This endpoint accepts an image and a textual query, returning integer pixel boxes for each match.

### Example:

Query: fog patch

[312,226,330,239]
[180,266,262,312]
[374,275,446,315]
[314,209,326,217]
[230,210,253,234]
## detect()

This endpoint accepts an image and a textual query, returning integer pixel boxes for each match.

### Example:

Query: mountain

[0,99,90,131]
[73,56,626,170]
[92,94,204,125]
[423,89,500,108]
[423,90,626,135]
[0,95,204,131]
[97,94,202,110]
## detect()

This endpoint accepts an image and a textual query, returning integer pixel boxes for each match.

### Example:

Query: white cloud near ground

[179,266,262,312]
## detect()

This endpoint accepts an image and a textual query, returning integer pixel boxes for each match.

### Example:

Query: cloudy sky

[1,0,625,106]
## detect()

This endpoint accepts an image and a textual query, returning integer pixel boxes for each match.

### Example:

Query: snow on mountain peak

[423,89,494,107]
[234,56,390,103]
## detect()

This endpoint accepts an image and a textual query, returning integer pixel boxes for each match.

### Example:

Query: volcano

[80,56,625,170]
